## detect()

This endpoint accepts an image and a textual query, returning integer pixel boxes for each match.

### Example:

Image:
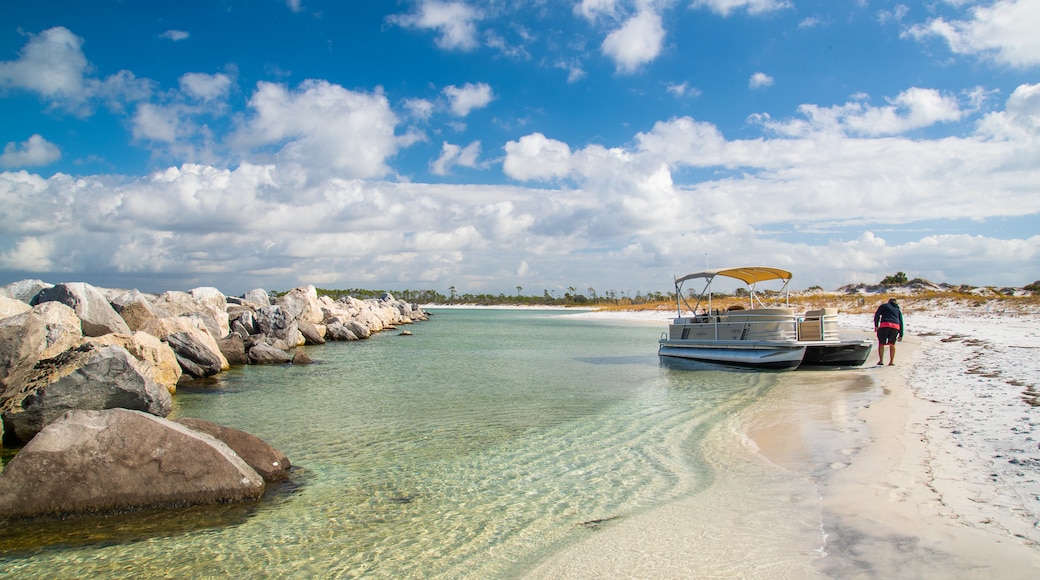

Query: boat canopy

[674,267,792,287]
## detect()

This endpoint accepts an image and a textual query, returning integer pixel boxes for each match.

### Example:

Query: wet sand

[528,312,1040,578]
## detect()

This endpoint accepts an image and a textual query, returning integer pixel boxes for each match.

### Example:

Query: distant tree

[516,285,522,297]
[880,272,909,286]
[1025,280,1040,292]
[449,285,458,302]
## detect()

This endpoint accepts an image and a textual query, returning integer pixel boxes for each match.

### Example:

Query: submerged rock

[174,417,291,482]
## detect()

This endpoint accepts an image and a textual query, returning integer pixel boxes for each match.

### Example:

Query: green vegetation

[880,271,909,285]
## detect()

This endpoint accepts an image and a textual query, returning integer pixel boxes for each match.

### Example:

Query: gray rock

[151,290,228,340]
[325,321,358,341]
[248,342,292,365]
[216,334,249,366]
[31,282,131,337]
[291,350,313,365]
[276,285,324,324]
[297,319,326,345]
[1,343,172,444]
[0,409,265,519]
[165,332,225,378]
[0,279,53,304]
[174,417,291,482]
[255,305,300,344]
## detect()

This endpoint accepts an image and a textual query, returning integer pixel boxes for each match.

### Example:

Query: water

[0,309,840,578]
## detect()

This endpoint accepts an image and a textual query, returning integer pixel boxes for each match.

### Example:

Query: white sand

[527,306,1040,577]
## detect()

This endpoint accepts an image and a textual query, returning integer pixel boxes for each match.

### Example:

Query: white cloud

[443,82,494,116]
[906,0,1040,68]
[179,72,232,101]
[666,81,701,98]
[976,82,1040,139]
[0,26,89,100]
[430,140,481,175]
[503,133,573,181]
[601,10,666,74]
[388,1,482,51]
[575,0,620,22]
[132,103,180,142]
[0,135,61,168]
[691,0,792,17]
[160,30,190,41]
[757,87,965,136]
[232,80,402,179]
[403,98,435,120]
[749,72,774,89]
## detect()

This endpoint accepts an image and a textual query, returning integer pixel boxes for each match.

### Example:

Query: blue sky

[1,1,1038,296]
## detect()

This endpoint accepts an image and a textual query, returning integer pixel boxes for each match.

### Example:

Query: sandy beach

[529,306,1040,577]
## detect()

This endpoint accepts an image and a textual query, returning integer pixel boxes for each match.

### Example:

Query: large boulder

[139,316,230,378]
[216,334,249,366]
[255,305,303,346]
[297,319,326,345]
[85,332,182,394]
[0,279,53,303]
[248,342,292,365]
[1,343,173,444]
[276,285,324,324]
[31,282,131,337]
[174,417,291,482]
[110,289,164,332]
[242,288,272,307]
[0,302,82,401]
[151,290,229,340]
[0,409,265,519]
[0,296,31,320]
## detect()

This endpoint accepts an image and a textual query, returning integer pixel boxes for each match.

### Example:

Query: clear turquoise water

[0,309,784,578]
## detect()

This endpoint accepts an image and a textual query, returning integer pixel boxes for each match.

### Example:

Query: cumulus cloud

[430,140,481,175]
[231,80,402,178]
[906,0,1040,68]
[755,88,965,137]
[692,0,792,17]
[443,82,494,116]
[0,26,89,100]
[502,133,573,181]
[388,1,482,51]
[0,135,61,168]
[749,72,774,89]
[601,10,666,73]
[179,72,232,101]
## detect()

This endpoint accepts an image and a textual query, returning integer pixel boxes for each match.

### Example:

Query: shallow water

[1,309,823,578]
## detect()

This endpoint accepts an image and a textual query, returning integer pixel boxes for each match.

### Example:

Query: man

[873,297,904,365]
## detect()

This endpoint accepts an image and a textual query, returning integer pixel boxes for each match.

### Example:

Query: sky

[0,0,1038,297]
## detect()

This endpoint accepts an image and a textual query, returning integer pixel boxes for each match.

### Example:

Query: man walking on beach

[874,298,904,365]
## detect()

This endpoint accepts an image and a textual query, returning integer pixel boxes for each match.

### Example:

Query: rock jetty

[0,280,428,520]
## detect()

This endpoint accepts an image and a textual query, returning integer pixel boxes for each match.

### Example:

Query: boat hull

[658,340,806,370]
[800,340,872,367]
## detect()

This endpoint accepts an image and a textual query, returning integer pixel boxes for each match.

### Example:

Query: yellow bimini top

[673,266,792,286]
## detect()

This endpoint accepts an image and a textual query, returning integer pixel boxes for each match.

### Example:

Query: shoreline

[526,308,1040,577]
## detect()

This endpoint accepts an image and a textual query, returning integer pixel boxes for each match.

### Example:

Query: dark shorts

[877,327,900,345]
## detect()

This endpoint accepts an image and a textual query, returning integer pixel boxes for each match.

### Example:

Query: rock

[0,296,31,320]
[1,343,173,444]
[0,302,82,401]
[85,332,182,395]
[346,320,372,339]
[242,288,271,307]
[165,332,227,379]
[276,285,324,324]
[291,350,313,365]
[31,282,131,337]
[0,409,265,519]
[399,330,413,336]
[324,321,358,341]
[174,417,291,482]
[139,316,229,377]
[0,279,53,303]
[248,342,292,365]
[297,319,326,345]
[151,290,229,340]
[110,289,163,331]
[255,305,302,345]
[216,334,249,366]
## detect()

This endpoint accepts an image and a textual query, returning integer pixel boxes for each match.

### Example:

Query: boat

[657,266,872,370]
